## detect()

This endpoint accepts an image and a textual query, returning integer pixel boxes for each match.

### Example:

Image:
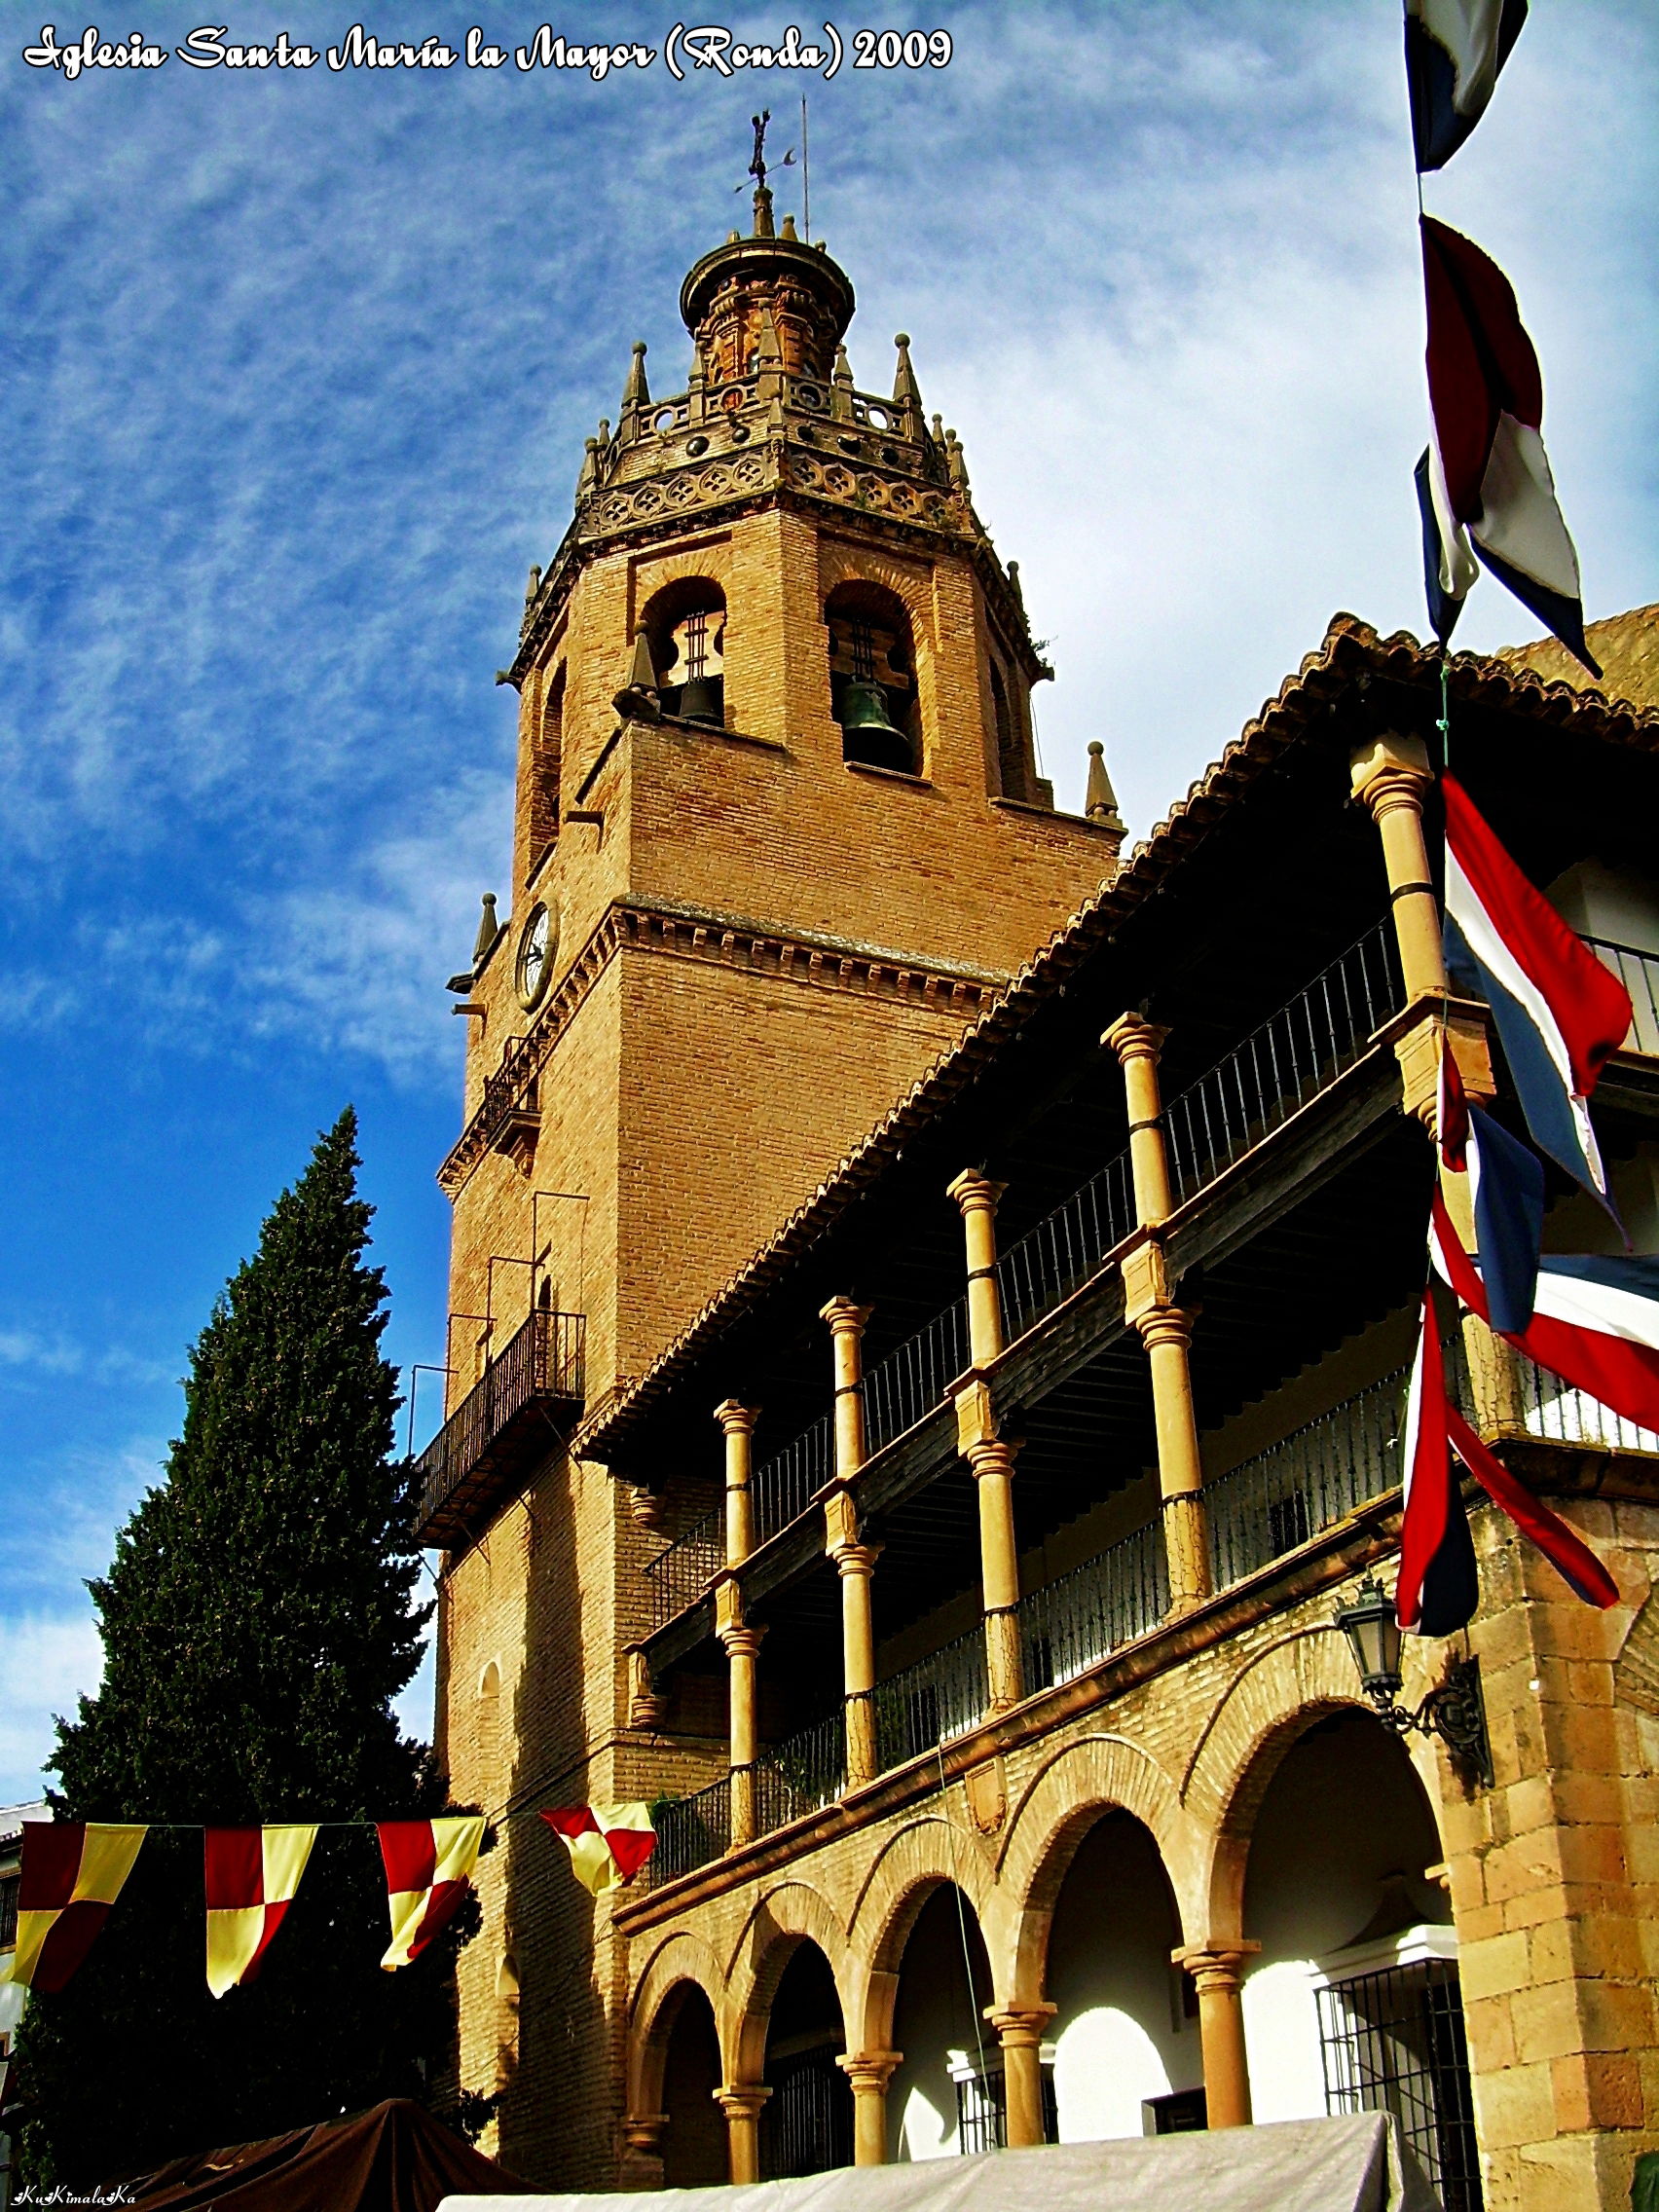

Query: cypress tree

[14,1109,473,2181]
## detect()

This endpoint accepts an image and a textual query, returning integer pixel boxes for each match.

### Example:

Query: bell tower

[428,166,1124,2183]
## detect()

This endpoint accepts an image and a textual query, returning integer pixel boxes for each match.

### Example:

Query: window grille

[764,2047,853,2178]
[1317,1959,1482,2212]
[952,2060,1056,2154]
[0,1872,16,1953]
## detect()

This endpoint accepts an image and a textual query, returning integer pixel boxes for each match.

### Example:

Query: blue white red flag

[1431,1188,1659,1437]
[1443,1399,1617,1609]
[1442,774,1631,1209]
[1419,218,1599,674]
[1405,0,1529,172]
[1397,1287,1479,1635]
[1438,1028,1544,1331]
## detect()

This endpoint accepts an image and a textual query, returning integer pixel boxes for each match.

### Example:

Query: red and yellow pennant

[539,1804,654,1895]
[377,1816,485,1970]
[6,1823,148,1992]
[203,1825,317,1997]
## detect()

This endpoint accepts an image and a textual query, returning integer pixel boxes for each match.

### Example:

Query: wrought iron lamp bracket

[1368,1659,1493,1788]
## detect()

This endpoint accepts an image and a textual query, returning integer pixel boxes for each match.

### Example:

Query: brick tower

[424,165,1124,2183]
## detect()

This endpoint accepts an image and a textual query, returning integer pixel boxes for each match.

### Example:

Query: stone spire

[892,332,923,423]
[1086,741,1124,831]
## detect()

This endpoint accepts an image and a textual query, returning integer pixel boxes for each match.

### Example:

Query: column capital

[1173,1940,1261,1993]
[718,1620,767,1661]
[1348,730,1432,820]
[985,2001,1056,2046]
[1134,1303,1195,1353]
[1102,1012,1169,1066]
[964,1434,1021,1482]
[830,1538,880,1579]
[838,2049,903,2093]
[620,2112,667,2151]
[625,1645,667,1732]
[820,1295,873,1336]
[627,1483,666,1532]
[716,2084,772,2120]
[947,1167,1007,1217]
[715,1397,759,1437]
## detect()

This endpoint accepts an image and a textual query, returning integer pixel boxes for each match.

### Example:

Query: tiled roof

[577,611,1659,1462]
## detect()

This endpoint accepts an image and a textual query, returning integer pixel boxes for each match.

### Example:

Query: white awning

[443,2111,1440,2212]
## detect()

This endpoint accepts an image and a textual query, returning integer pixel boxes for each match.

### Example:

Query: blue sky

[2,2,1654,1804]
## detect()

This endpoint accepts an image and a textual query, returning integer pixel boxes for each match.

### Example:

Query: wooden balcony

[413,1309,585,1548]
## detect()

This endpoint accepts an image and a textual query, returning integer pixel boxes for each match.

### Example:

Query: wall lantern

[1334,1575,1493,1788]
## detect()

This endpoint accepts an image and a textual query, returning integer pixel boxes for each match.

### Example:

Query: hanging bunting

[378,1816,486,1971]
[1444,1398,1618,1607]
[539,1805,655,1897]
[1419,217,1600,674]
[4,1823,148,1993]
[204,1825,318,1998]
[1397,1287,1480,1635]
[1404,0,1529,173]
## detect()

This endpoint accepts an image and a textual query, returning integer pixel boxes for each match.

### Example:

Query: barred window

[1317,1958,1482,2212]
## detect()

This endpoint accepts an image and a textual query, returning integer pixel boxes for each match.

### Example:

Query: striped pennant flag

[1405,0,1529,172]
[204,1825,318,1998]
[540,1804,655,1896]
[377,1816,485,1971]
[1397,1287,1480,1635]
[5,1823,147,1993]
[1437,1030,1545,1334]
[1443,774,1632,1211]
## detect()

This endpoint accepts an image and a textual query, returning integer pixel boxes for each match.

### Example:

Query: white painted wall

[1241,1711,1449,2125]
[889,1886,996,2162]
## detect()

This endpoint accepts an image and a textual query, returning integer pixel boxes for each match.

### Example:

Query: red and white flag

[204,1825,318,1997]
[5,1823,148,1993]
[377,1816,485,1970]
[540,1804,655,1895]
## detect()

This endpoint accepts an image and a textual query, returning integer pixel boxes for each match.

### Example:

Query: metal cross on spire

[750,109,770,189]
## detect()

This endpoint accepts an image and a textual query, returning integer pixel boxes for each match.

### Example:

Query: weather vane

[738,109,794,194]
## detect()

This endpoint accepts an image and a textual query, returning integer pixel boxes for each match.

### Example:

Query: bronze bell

[677,675,723,726]
[839,681,912,770]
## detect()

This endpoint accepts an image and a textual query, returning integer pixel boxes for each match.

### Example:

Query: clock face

[516,903,555,1010]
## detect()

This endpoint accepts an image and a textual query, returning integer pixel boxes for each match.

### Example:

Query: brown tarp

[126,2097,534,2212]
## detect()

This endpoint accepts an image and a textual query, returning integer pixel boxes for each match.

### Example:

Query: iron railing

[413,1308,585,1541]
[873,1627,988,1773]
[755,1711,846,1835]
[646,1776,729,1888]
[643,1507,724,1632]
[753,1413,834,1546]
[863,1299,971,1456]
[998,1148,1136,1344]
[1585,936,1659,1057]
[1020,1519,1169,1692]
[1517,1356,1659,1456]
[1165,923,1404,1201]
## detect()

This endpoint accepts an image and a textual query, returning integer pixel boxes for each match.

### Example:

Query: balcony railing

[873,1626,989,1773]
[755,1711,846,1834]
[753,1413,834,1547]
[646,1776,730,1888]
[998,1148,1136,1344]
[864,1298,971,1457]
[644,1508,724,1632]
[1518,1356,1659,1456]
[1020,1518,1169,1692]
[1165,922,1404,1201]
[1585,937,1659,1057]
[413,1309,585,1547]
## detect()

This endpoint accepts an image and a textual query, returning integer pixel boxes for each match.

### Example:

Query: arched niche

[530,663,564,859]
[761,1938,853,2180]
[657,1980,727,2189]
[641,576,726,727]
[825,579,921,774]
[886,1882,1004,2163]
[1043,1809,1201,2145]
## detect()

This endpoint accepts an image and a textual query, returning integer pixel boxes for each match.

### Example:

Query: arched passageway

[888,1884,1003,2161]
[762,1940,854,2179]
[657,1982,726,2189]
[1240,1710,1478,2209]
[1046,1809,1204,2141]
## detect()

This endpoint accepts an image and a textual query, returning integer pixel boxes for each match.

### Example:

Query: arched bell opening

[761,1938,854,2179]
[1238,1709,1474,2208]
[1041,1809,1200,2144]
[826,581,921,775]
[656,1980,727,2188]
[887,1882,1007,2161]
[641,576,727,727]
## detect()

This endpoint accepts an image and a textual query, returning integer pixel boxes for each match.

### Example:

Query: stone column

[719,1616,765,1848]
[966,1433,1024,1712]
[716,2085,771,2185]
[718,1398,759,1567]
[1348,732,1447,1006]
[1173,1943,1260,2128]
[948,1168,1008,1364]
[823,1298,879,1787]
[838,2050,903,2166]
[986,2004,1055,2149]
[1105,1015,1212,1611]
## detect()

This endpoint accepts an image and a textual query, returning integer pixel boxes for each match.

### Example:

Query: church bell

[677,675,723,726]
[838,680,912,771]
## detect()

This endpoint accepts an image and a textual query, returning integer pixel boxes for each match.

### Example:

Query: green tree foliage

[13,1110,472,2181]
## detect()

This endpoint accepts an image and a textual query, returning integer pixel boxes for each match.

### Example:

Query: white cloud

[0,1615,104,1804]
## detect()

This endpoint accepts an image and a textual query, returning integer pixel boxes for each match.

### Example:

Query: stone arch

[725,1879,852,2084]
[637,571,727,725]
[628,1927,733,2112]
[844,1812,999,2049]
[998,1732,1195,2005]
[817,538,936,648]
[1183,1624,1438,1939]
[1614,1573,1659,1721]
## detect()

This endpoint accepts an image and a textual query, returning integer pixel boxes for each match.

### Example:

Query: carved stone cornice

[438,897,1005,1197]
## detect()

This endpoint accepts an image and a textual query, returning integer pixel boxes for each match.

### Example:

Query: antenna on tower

[801,96,810,241]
